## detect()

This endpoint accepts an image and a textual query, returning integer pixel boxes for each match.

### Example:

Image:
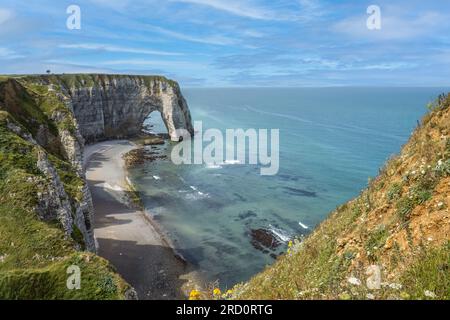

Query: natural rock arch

[61,75,194,143]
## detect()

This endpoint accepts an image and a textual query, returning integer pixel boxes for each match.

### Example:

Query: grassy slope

[0,77,131,299]
[233,95,450,300]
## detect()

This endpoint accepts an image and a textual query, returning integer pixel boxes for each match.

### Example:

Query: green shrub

[365,226,388,261]
[98,275,118,295]
[387,183,402,202]
[400,242,450,299]
[413,189,433,205]
[71,224,86,251]
[396,197,415,221]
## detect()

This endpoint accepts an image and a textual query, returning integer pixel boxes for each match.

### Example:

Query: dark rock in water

[249,228,281,252]
[237,210,257,220]
[282,186,317,197]
[278,174,300,182]
[123,149,146,166]
[202,198,226,210]
[123,148,167,167]
[233,192,247,202]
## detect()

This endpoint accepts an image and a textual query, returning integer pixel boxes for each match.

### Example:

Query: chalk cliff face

[35,75,194,143]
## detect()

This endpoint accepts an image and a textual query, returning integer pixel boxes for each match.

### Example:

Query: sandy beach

[84,140,195,300]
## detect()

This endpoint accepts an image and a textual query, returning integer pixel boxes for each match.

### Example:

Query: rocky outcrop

[35,149,74,235]
[3,110,95,252]
[33,75,194,143]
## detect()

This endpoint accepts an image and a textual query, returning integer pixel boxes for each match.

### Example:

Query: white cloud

[89,0,132,10]
[0,8,13,24]
[358,62,417,70]
[100,59,206,69]
[59,43,183,56]
[148,25,238,46]
[241,29,265,38]
[429,48,450,64]
[0,47,13,56]
[298,0,324,18]
[173,0,275,20]
[172,0,307,21]
[0,47,24,59]
[89,0,323,21]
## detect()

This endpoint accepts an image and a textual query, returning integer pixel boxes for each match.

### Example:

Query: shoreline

[84,139,200,299]
[123,162,189,268]
[118,139,192,267]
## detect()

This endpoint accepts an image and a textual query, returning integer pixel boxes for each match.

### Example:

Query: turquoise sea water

[129,87,447,288]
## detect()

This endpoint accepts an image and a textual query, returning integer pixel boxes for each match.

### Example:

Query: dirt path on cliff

[84,140,194,300]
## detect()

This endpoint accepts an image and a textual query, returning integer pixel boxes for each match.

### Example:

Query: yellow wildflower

[288,240,293,247]
[189,289,201,300]
[213,288,221,296]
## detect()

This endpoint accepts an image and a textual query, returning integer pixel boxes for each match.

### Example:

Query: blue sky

[0,0,450,87]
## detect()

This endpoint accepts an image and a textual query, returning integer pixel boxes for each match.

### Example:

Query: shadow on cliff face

[96,238,189,300]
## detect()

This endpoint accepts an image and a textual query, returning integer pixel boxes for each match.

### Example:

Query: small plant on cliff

[387,183,402,202]
[97,275,118,295]
[365,226,388,257]
[435,159,450,177]
[426,93,450,113]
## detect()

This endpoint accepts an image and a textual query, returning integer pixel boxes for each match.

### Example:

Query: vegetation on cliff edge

[231,94,450,300]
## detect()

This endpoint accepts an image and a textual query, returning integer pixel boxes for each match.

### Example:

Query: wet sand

[84,140,195,300]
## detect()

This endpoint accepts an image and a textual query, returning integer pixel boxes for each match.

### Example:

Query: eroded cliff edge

[0,74,193,299]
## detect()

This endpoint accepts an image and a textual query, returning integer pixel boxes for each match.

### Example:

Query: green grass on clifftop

[17,74,180,90]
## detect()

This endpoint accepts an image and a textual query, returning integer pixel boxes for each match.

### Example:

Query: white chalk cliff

[38,74,194,143]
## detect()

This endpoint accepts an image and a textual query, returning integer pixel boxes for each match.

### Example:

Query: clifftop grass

[17,74,180,91]
[232,94,450,300]
[0,78,131,299]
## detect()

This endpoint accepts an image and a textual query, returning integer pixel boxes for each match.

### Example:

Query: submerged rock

[237,210,257,220]
[282,186,317,198]
[249,228,282,252]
